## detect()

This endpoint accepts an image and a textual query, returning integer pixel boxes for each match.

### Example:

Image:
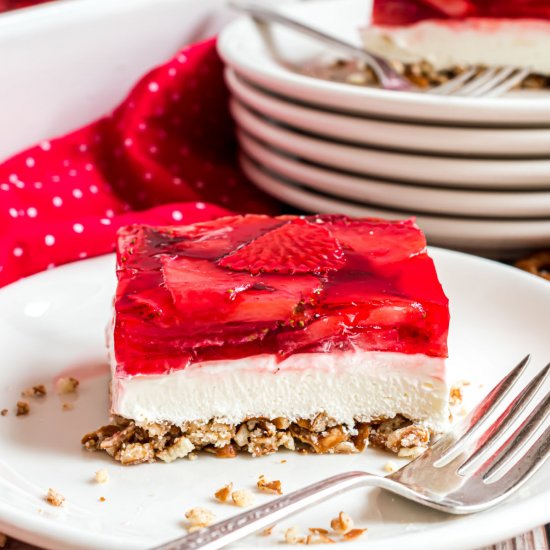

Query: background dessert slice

[361,0,550,87]
[83,214,450,463]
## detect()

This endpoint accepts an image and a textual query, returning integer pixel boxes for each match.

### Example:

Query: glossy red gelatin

[113,215,449,376]
[372,0,550,26]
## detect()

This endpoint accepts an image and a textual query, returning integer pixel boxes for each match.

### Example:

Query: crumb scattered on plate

[21,384,47,398]
[257,475,283,495]
[56,376,79,395]
[95,469,109,484]
[62,402,75,411]
[16,400,30,416]
[45,488,65,507]
[1,409,7,417]
[384,461,397,473]
[284,526,304,544]
[185,507,215,532]
[232,489,254,508]
[214,482,233,503]
[99,497,106,502]
[330,511,353,534]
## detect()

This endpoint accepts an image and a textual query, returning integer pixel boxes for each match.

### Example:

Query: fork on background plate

[230,1,532,98]
[153,355,550,550]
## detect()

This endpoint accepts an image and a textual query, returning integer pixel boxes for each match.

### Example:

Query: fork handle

[228,1,399,87]
[152,471,376,550]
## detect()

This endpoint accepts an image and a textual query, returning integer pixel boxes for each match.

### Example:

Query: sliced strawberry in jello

[224,274,322,324]
[172,215,283,260]
[322,216,426,266]
[161,255,321,326]
[218,218,346,275]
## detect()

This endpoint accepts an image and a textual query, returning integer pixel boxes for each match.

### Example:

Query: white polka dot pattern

[0,38,272,288]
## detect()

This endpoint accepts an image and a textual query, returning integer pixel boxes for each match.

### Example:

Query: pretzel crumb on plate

[45,488,65,507]
[257,474,283,495]
[16,400,30,416]
[184,507,215,532]
[232,489,254,508]
[21,384,47,398]
[94,469,109,484]
[214,482,233,503]
[56,376,79,394]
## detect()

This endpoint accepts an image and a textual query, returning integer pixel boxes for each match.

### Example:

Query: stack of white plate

[218,0,550,256]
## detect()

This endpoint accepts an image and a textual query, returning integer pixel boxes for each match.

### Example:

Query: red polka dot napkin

[0,37,276,289]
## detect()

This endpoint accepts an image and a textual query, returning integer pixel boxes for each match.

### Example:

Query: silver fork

[230,1,532,98]
[153,355,550,550]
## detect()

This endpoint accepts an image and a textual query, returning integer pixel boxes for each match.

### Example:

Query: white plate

[232,101,550,189]
[218,0,550,126]
[237,132,550,219]
[240,155,550,252]
[1,253,550,550]
[227,70,550,158]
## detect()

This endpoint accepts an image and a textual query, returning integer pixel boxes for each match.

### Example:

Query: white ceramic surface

[0,0,233,162]
[1,254,550,550]
[240,155,550,252]
[218,0,550,126]
[232,102,550,189]
[238,132,550,218]
[226,69,550,158]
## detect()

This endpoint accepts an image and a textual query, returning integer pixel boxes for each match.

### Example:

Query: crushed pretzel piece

[232,489,254,508]
[56,376,79,395]
[214,482,233,503]
[22,384,47,398]
[342,528,367,541]
[330,511,353,534]
[157,436,194,463]
[309,528,329,535]
[16,401,30,416]
[185,507,215,531]
[284,526,305,544]
[45,488,65,507]
[95,469,109,484]
[257,475,283,495]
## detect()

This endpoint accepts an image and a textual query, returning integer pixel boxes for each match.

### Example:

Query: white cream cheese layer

[111,350,449,431]
[361,19,550,75]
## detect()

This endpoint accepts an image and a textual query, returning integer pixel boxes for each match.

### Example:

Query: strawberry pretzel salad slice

[361,0,550,88]
[82,214,450,464]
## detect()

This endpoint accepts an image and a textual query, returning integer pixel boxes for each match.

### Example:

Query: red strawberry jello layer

[82,215,450,464]
[363,0,550,78]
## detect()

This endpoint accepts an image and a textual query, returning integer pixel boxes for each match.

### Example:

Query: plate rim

[236,130,550,218]
[225,69,550,157]
[231,100,550,188]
